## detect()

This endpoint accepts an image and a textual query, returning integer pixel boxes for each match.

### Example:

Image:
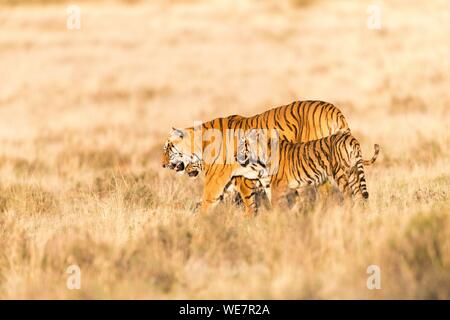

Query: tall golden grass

[0,0,449,299]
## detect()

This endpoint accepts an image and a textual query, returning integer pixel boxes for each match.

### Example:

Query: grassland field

[0,0,449,299]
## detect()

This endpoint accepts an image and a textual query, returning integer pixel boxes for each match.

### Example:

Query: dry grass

[0,0,449,299]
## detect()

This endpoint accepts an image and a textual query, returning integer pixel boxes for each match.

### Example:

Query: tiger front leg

[259,177,272,205]
[233,177,259,217]
[268,183,290,211]
[199,165,240,214]
[199,175,228,214]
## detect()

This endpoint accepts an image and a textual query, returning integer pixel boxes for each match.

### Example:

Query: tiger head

[162,127,205,178]
[236,129,271,178]
[161,128,193,173]
[184,159,204,178]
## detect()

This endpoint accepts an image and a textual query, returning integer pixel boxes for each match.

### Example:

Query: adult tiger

[235,129,380,207]
[161,100,349,215]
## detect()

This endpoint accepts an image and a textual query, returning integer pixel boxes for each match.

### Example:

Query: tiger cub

[236,129,380,207]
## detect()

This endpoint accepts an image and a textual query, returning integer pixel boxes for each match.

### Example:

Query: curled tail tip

[362,143,380,166]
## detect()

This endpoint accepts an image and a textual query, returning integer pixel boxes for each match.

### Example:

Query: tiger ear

[170,127,185,139]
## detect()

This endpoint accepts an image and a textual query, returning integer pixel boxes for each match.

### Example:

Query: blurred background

[0,0,449,299]
[1,0,448,162]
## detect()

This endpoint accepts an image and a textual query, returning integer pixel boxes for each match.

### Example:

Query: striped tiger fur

[236,129,380,206]
[161,100,350,216]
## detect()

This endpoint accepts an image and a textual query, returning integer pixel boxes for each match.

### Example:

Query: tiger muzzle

[174,162,185,172]
[162,163,176,169]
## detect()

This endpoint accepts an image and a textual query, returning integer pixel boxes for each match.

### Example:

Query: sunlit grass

[0,0,448,299]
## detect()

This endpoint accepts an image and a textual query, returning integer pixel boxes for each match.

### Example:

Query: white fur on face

[169,128,186,141]
[166,129,196,172]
